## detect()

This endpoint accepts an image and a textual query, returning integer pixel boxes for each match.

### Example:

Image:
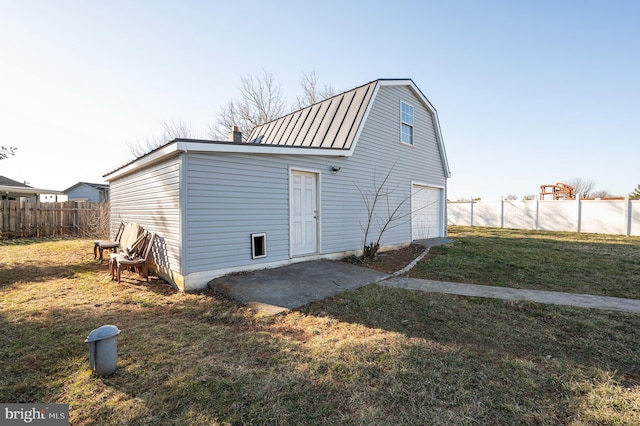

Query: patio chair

[94,222,142,263]
[108,228,146,277]
[93,222,125,262]
[111,231,156,283]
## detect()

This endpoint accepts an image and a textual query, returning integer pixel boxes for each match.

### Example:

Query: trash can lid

[85,325,121,343]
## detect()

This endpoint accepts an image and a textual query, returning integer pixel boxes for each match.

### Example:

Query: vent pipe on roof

[228,126,242,143]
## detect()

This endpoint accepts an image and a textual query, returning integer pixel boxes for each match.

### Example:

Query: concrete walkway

[209,239,640,315]
[380,277,640,314]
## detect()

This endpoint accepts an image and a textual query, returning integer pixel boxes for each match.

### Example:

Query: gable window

[401,102,414,145]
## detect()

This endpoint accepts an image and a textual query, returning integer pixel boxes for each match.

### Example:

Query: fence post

[500,198,505,228]
[576,196,582,233]
[625,196,632,236]
[470,199,474,227]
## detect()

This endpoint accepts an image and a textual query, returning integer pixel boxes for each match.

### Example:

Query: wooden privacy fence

[0,200,109,238]
[448,198,640,236]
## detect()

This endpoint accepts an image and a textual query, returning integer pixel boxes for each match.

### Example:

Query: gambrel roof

[105,78,450,180]
[246,78,449,176]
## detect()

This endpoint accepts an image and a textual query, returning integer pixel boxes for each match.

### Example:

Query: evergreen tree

[630,184,640,200]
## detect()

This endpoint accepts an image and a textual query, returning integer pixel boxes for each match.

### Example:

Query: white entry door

[291,170,318,256]
[412,185,443,240]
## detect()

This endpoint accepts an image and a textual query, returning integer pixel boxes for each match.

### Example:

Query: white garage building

[104,79,451,291]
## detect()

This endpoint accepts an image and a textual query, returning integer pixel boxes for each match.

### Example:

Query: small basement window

[251,233,266,259]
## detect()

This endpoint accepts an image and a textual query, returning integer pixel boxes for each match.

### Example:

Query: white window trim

[400,101,414,146]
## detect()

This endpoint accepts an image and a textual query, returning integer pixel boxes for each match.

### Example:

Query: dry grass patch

[1,237,640,424]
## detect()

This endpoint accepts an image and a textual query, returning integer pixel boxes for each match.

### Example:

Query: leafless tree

[504,194,518,200]
[210,70,335,140]
[294,71,335,110]
[590,190,617,199]
[1,146,16,160]
[566,177,596,198]
[209,70,286,141]
[126,119,195,159]
[522,194,536,200]
[356,163,434,261]
[129,71,335,158]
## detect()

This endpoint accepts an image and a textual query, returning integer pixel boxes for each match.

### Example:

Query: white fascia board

[432,110,451,178]
[344,81,381,157]
[176,141,350,157]
[103,143,181,181]
[103,140,351,182]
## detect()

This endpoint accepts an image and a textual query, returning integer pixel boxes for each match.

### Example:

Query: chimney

[228,126,242,143]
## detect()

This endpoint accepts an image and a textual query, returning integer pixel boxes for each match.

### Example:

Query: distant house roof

[85,182,109,191]
[0,175,31,188]
[0,175,61,196]
[246,80,377,149]
[63,182,109,193]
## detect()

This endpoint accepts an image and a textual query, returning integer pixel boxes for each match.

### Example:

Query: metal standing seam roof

[246,80,378,150]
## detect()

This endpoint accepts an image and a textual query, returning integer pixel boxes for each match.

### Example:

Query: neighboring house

[64,182,109,202]
[0,175,61,202]
[104,79,451,291]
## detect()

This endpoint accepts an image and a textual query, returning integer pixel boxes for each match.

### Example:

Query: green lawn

[410,226,640,299]
[1,234,639,424]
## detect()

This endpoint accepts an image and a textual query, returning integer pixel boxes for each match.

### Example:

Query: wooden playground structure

[540,182,625,200]
[540,182,575,200]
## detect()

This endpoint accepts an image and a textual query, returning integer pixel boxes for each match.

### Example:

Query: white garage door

[412,185,443,240]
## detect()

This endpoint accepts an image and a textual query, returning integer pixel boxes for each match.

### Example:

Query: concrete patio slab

[208,259,389,315]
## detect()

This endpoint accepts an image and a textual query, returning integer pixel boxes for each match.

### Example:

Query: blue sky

[1,0,638,200]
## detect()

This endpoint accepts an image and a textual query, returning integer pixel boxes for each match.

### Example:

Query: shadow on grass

[2,243,639,424]
[0,257,178,298]
[0,289,383,424]
[300,284,640,389]
[0,262,103,289]
[0,236,79,247]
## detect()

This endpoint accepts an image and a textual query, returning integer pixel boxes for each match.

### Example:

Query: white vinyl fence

[448,199,640,236]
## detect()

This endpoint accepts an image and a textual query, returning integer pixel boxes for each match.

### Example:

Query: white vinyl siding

[184,153,290,273]
[180,129,446,275]
[109,157,182,276]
